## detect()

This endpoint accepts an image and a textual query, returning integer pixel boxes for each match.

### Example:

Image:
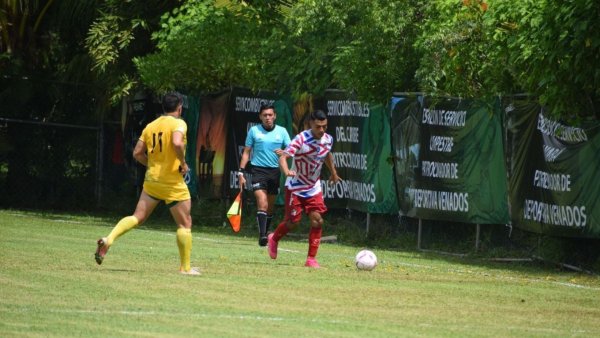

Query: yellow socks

[105,217,192,272]
[106,216,139,246]
[176,227,192,272]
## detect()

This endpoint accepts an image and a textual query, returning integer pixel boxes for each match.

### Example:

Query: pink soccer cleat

[267,233,278,259]
[304,257,320,268]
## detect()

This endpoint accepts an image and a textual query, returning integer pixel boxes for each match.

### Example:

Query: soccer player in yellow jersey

[95,92,199,275]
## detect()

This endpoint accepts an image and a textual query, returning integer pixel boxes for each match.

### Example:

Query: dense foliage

[267,0,423,102]
[131,0,600,120]
[417,0,600,120]
[2,0,598,120]
[134,1,270,93]
[1,0,98,121]
[134,0,424,103]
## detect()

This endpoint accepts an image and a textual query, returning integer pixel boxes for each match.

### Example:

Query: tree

[133,0,599,120]
[267,0,423,102]
[0,0,105,209]
[416,0,600,120]
[135,0,424,103]
[499,0,600,120]
[134,0,292,94]
[0,0,100,121]
[85,0,181,105]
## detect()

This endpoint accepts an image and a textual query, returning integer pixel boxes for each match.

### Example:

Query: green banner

[506,97,600,238]
[391,95,509,224]
[317,91,398,214]
[182,95,200,198]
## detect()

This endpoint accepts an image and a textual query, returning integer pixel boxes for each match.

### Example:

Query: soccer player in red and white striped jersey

[267,110,341,268]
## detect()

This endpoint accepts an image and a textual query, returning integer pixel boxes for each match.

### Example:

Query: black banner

[506,97,600,237]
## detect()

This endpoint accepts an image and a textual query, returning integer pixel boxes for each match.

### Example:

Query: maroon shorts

[284,188,328,223]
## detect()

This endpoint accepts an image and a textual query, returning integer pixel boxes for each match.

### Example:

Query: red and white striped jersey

[283,129,333,197]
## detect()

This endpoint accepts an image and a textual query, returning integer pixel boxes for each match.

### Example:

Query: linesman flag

[227,192,242,232]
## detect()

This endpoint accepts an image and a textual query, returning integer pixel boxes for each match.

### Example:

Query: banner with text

[391,95,509,224]
[315,91,398,214]
[505,97,600,238]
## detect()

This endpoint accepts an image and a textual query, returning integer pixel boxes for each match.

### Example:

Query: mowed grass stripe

[1,209,599,337]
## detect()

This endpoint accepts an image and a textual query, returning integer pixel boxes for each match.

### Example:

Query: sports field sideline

[1,209,599,337]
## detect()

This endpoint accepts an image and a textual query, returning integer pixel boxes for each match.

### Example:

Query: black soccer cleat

[259,236,268,247]
[95,237,109,265]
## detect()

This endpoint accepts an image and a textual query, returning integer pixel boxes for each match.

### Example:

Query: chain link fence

[0,118,140,211]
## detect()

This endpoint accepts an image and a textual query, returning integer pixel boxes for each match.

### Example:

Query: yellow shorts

[143,180,191,206]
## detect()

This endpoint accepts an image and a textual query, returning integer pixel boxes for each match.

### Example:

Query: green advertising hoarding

[182,95,200,198]
[391,95,509,224]
[506,97,600,238]
[317,91,398,214]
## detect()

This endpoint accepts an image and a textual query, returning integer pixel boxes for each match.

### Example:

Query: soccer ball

[355,249,377,271]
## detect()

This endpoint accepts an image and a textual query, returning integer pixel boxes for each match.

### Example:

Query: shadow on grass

[95,268,138,273]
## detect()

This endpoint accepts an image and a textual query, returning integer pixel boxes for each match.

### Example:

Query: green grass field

[1,209,600,337]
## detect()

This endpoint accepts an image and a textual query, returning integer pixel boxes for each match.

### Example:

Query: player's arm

[172,130,188,175]
[279,152,295,177]
[324,152,341,184]
[133,140,148,167]
[238,146,252,190]
[280,134,301,177]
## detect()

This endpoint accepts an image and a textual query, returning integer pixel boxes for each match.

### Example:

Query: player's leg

[254,188,269,246]
[266,193,277,233]
[268,189,301,259]
[304,192,327,268]
[95,191,159,265]
[265,168,281,235]
[111,190,160,243]
[305,211,324,268]
[169,199,198,275]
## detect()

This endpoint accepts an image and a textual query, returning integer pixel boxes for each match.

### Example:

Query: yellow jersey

[139,115,188,186]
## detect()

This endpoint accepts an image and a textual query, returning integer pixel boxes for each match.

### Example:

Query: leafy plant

[85,0,179,104]
[416,0,599,120]
[134,0,289,94]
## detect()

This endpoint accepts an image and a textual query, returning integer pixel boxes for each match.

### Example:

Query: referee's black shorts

[248,165,281,195]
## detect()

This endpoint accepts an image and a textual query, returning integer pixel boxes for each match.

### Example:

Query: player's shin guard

[256,211,268,237]
[272,221,290,242]
[107,215,139,246]
[307,226,322,258]
[176,227,192,272]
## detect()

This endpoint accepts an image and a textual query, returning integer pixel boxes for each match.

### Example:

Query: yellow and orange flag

[227,192,242,232]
